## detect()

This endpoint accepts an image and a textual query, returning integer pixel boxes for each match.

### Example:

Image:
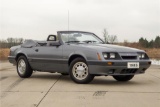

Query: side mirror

[47,35,57,41]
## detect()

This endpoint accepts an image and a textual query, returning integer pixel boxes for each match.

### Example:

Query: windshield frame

[57,31,104,44]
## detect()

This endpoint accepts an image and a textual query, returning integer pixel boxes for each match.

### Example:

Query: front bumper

[8,56,16,65]
[88,60,151,75]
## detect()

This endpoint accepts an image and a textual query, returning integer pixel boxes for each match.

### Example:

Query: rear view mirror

[73,33,82,37]
[47,35,57,41]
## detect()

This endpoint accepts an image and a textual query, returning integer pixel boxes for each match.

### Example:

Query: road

[0,61,160,107]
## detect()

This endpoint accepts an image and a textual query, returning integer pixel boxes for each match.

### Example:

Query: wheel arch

[15,53,28,61]
[68,54,87,66]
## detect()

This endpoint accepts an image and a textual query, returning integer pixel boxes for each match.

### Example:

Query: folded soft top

[21,40,38,48]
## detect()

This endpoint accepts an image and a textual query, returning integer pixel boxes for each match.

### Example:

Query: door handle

[35,49,39,52]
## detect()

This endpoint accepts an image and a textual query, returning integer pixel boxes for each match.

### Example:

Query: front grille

[121,56,137,60]
[120,69,138,74]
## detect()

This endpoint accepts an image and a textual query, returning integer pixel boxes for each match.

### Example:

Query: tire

[69,58,94,84]
[17,56,33,78]
[113,75,134,81]
[61,73,69,76]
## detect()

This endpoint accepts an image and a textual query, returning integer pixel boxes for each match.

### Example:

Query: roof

[57,31,93,34]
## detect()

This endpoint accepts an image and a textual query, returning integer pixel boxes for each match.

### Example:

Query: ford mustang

[8,31,151,84]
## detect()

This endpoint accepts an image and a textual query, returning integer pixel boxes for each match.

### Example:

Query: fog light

[108,71,114,74]
[108,69,115,74]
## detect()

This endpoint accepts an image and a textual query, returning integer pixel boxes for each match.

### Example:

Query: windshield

[60,32,103,44]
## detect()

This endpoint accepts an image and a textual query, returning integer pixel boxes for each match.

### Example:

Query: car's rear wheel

[69,58,94,84]
[17,56,33,78]
[113,75,134,81]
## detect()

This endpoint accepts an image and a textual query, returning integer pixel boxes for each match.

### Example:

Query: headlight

[138,53,146,59]
[103,52,116,59]
[110,53,115,58]
[141,54,145,58]
[103,53,108,59]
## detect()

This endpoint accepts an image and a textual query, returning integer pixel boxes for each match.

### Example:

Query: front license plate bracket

[127,62,139,68]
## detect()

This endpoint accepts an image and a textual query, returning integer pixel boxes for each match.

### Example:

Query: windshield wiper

[65,41,80,43]
[82,40,97,43]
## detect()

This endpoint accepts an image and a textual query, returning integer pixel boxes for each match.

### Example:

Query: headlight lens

[103,53,108,59]
[103,52,116,59]
[141,53,145,58]
[110,53,116,58]
[138,53,146,59]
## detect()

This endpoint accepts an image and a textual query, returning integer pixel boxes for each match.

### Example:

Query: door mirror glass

[47,35,57,41]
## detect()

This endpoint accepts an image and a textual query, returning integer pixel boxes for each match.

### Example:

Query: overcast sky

[0,0,160,42]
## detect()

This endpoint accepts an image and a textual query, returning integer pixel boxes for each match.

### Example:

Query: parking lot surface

[0,61,160,107]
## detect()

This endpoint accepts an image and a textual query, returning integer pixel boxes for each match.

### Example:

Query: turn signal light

[97,53,102,60]
[107,62,113,66]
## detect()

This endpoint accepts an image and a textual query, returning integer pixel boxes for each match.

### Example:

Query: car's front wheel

[113,75,134,81]
[69,58,94,84]
[17,56,33,78]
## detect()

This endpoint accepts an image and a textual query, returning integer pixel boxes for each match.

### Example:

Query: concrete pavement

[0,61,160,107]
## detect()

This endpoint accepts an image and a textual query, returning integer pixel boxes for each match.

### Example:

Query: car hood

[79,44,144,52]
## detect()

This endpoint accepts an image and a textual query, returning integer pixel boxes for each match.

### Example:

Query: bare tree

[0,38,24,48]
[109,35,118,44]
[102,29,118,44]
[102,29,109,43]
[124,39,128,46]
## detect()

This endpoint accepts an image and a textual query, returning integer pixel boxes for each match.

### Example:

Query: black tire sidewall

[69,58,94,84]
[17,56,33,78]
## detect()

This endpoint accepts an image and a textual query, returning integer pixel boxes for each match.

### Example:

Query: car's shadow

[30,73,148,86]
[30,73,61,80]
[61,75,147,86]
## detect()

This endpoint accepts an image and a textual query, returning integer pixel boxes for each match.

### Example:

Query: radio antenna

[67,10,70,44]
[68,10,69,31]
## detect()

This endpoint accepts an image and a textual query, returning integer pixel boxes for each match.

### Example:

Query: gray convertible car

[8,31,151,84]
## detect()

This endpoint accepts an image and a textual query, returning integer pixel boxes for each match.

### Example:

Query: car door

[28,45,63,72]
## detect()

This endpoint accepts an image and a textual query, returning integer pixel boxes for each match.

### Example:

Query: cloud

[0,0,160,42]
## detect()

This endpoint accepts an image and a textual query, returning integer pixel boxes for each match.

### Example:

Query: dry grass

[144,48,160,59]
[0,48,160,61]
[0,48,10,60]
